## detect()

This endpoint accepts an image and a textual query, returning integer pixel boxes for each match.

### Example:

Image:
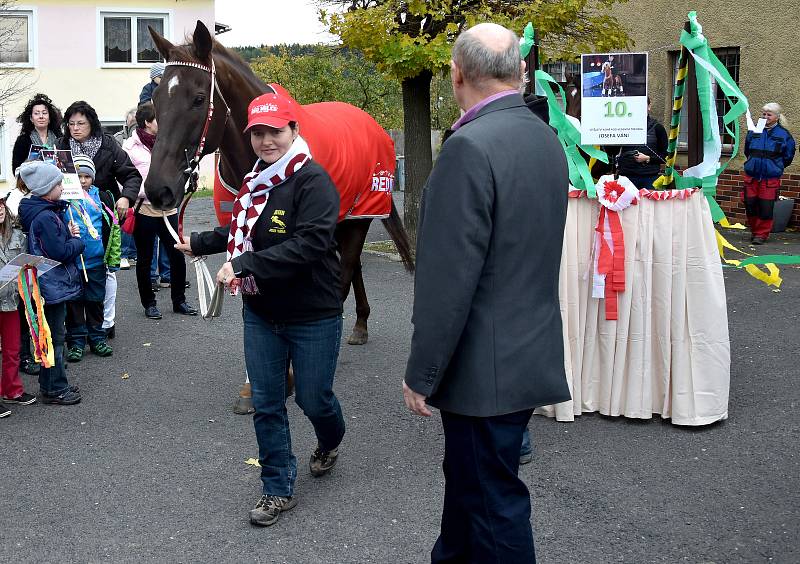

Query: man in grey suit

[403,23,570,563]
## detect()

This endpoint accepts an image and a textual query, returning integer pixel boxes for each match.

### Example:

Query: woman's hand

[174,242,195,257]
[217,261,236,286]
[116,196,130,218]
[68,221,80,237]
[634,152,650,164]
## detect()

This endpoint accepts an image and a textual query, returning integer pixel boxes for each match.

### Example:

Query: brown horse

[144,21,413,351]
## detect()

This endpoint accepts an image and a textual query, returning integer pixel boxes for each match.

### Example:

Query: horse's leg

[336,219,372,345]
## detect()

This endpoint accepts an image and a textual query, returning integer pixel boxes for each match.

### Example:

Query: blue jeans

[150,237,171,282]
[66,265,107,348]
[244,305,345,497]
[121,231,137,260]
[39,302,70,396]
[520,428,533,457]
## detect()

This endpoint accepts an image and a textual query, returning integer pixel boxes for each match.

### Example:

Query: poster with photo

[26,145,46,161]
[580,52,648,145]
[39,149,82,199]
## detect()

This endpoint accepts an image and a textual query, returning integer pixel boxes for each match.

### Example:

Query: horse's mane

[167,36,269,93]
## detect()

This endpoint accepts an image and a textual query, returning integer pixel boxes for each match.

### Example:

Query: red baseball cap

[244,92,297,132]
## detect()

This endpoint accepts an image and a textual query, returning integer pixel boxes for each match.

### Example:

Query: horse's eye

[192,95,205,107]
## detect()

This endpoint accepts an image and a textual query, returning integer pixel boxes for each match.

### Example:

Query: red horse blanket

[214,84,395,225]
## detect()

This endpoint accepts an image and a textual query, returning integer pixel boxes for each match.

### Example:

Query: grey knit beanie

[150,62,166,80]
[20,161,63,197]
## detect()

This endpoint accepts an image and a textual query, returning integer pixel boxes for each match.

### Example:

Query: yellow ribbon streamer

[715,229,782,287]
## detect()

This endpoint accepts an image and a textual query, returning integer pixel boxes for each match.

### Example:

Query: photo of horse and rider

[582,52,648,97]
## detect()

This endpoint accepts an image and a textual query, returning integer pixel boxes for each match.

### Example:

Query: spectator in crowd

[122,103,196,320]
[615,97,668,189]
[64,156,120,362]
[403,23,570,563]
[18,162,85,406]
[113,108,138,147]
[10,162,41,376]
[176,92,345,527]
[743,102,796,244]
[57,100,141,294]
[12,93,62,172]
[139,63,165,105]
[0,185,36,418]
[114,106,140,270]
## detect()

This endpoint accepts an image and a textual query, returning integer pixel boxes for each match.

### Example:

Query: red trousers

[743,175,780,239]
[0,309,23,399]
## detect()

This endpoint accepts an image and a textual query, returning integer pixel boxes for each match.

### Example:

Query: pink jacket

[122,130,151,201]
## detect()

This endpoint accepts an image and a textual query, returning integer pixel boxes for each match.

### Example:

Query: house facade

[613,0,800,227]
[0,0,215,189]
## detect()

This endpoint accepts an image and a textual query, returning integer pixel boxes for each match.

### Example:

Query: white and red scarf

[227,136,311,295]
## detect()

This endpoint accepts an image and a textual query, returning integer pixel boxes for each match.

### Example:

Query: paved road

[2,197,798,563]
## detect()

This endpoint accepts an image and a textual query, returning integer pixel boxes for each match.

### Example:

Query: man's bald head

[452,23,522,90]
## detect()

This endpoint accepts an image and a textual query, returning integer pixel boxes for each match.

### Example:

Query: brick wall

[713,170,800,229]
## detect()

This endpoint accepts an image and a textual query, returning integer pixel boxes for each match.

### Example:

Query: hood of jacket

[524,94,550,124]
[18,195,68,233]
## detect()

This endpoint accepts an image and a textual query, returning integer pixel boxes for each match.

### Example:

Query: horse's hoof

[347,330,368,346]
[233,395,255,415]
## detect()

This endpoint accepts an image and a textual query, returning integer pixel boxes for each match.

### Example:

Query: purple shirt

[451,90,519,131]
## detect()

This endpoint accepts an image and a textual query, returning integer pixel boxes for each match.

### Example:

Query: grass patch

[363,240,398,254]
[192,188,214,199]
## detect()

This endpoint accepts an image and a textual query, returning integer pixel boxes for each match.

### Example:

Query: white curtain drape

[536,192,730,426]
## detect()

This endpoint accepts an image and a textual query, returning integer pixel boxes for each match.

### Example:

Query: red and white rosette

[592,175,639,320]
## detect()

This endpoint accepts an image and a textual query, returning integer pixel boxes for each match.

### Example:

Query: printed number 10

[604,101,629,117]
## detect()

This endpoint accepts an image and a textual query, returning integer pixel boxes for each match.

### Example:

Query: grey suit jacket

[404,93,571,417]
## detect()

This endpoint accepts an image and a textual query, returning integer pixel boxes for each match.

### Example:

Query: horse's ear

[149,26,175,60]
[192,20,213,62]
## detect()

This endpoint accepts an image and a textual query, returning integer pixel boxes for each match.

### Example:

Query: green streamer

[738,255,800,267]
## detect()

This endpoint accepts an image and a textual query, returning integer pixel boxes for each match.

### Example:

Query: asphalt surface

[1,195,798,563]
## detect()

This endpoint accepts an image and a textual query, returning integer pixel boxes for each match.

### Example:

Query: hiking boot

[90,341,113,357]
[106,326,116,340]
[2,392,37,405]
[751,237,765,245]
[67,346,84,362]
[39,389,82,405]
[151,280,161,293]
[249,494,297,527]
[20,358,40,375]
[310,444,339,477]
[0,404,10,418]
[145,305,162,319]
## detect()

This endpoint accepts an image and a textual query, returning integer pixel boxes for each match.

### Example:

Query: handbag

[120,199,143,235]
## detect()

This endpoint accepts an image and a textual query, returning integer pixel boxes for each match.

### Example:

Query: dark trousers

[133,213,187,308]
[17,300,33,363]
[743,175,780,239]
[38,302,70,396]
[66,265,107,348]
[432,409,536,564]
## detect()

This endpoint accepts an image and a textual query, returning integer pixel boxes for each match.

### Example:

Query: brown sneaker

[309,444,339,477]
[249,494,297,527]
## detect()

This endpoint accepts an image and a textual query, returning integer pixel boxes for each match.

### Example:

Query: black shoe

[20,358,40,375]
[185,280,191,289]
[145,305,162,319]
[751,237,766,245]
[106,326,116,340]
[2,392,37,405]
[519,452,533,465]
[151,280,161,293]
[173,302,198,316]
[39,389,82,405]
[310,444,339,477]
[249,494,297,527]
[0,404,10,418]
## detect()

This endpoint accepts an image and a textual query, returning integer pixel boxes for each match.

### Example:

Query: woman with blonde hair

[743,102,796,244]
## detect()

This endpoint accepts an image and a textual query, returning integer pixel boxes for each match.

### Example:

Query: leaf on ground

[122,373,129,379]
[143,343,151,347]
[245,457,261,467]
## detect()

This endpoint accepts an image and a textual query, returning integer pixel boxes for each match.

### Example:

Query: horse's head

[145,21,228,210]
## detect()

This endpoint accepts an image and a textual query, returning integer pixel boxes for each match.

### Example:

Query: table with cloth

[536,185,731,426]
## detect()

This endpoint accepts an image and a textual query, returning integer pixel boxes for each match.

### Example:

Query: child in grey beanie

[19,161,63,198]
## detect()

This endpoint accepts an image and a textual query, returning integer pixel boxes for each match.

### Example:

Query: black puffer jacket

[56,134,141,201]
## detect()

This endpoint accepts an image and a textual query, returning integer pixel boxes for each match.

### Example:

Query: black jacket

[404,93,571,417]
[56,134,141,201]
[191,160,342,324]
[616,115,668,177]
[12,135,33,173]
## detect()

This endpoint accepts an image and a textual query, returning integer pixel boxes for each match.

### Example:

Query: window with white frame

[0,9,34,65]
[101,12,168,65]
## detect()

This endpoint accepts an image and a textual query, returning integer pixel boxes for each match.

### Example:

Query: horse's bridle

[160,56,232,318]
